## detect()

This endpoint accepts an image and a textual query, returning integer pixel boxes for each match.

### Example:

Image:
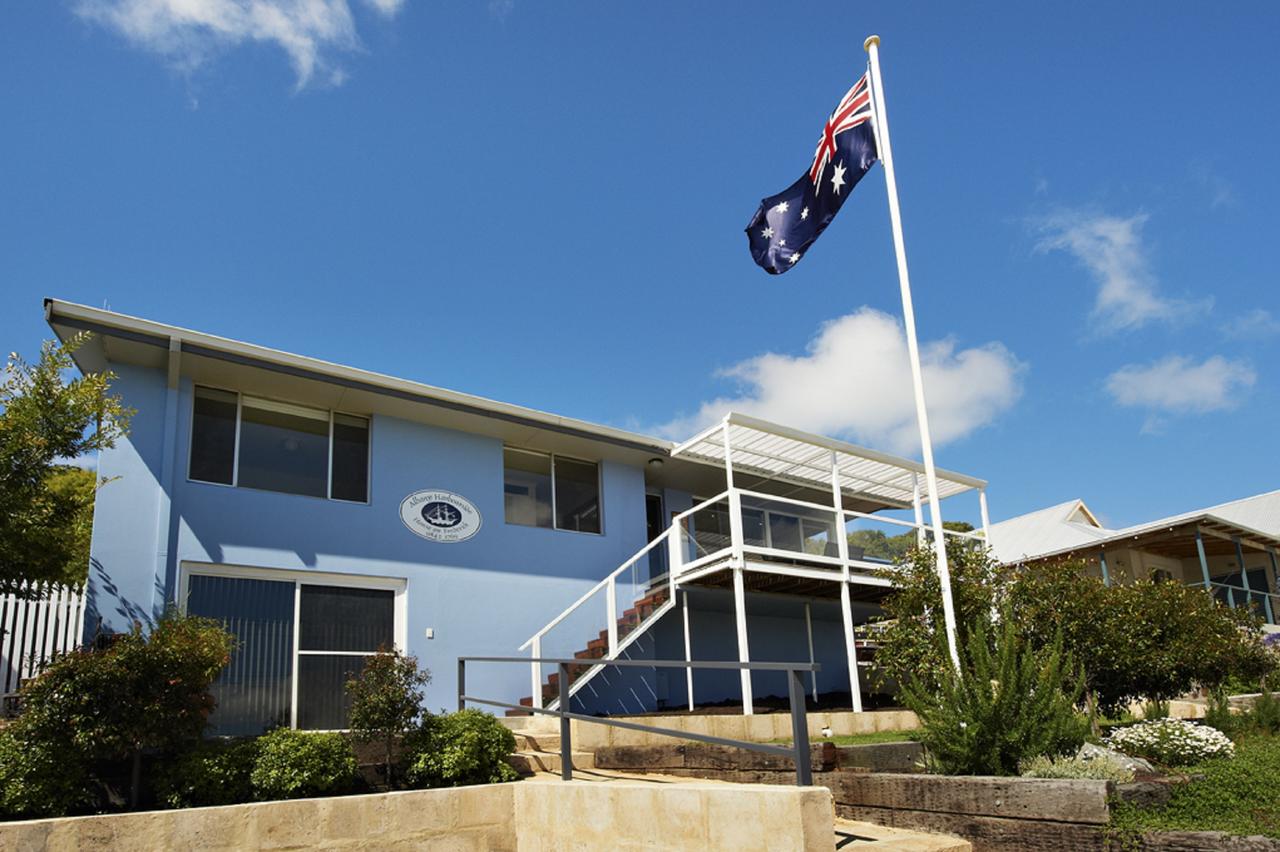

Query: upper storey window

[189,386,370,503]
[503,447,601,534]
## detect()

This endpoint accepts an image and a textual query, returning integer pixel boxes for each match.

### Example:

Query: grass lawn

[773,729,920,746]
[1109,734,1280,839]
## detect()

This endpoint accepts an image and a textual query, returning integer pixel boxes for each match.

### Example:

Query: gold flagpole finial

[863,35,880,52]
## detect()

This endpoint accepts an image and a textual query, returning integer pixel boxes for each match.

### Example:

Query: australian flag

[746,71,879,274]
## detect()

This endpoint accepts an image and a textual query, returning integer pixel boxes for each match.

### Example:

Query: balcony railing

[1193,579,1278,625]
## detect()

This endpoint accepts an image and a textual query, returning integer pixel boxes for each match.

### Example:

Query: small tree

[902,618,1088,776]
[15,611,234,808]
[0,333,130,592]
[345,648,430,787]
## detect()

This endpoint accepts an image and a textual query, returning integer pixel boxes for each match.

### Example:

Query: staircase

[514,584,673,714]
[514,526,683,715]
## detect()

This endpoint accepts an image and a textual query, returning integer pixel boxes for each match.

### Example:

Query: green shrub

[345,648,430,788]
[902,619,1089,776]
[1141,698,1170,720]
[404,710,518,788]
[152,738,260,809]
[0,725,94,819]
[1020,753,1134,782]
[250,729,358,801]
[1203,690,1240,736]
[1248,690,1280,735]
[8,611,234,810]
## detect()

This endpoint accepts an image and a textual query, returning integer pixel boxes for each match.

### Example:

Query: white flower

[1105,718,1234,766]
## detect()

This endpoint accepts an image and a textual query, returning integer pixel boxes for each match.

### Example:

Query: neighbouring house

[988,492,1280,626]
[43,299,990,734]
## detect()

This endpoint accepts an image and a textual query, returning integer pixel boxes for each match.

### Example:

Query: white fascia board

[45,298,672,454]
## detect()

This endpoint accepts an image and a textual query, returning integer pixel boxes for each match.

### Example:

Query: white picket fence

[1,582,86,699]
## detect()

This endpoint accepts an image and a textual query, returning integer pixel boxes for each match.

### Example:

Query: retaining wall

[0,778,837,852]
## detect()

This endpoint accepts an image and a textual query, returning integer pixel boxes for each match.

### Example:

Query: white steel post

[912,474,925,548]
[979,489,992,545]
[830,449,862,711]
[682,591,695,712]
[732,565,754,715]
[839,581,864,713]
[804,601,818,702]
[606,577,618,656]
[865,35,961,672]
[723,420,745,566]
[531,636,543,710]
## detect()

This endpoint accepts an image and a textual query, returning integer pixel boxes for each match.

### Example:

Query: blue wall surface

[88,363,651,711]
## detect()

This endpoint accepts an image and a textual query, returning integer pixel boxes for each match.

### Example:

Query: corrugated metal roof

[670,413,984,509]
[987,499,1112,564]
[989,490,1280,564]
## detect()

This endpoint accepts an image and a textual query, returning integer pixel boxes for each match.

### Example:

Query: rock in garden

[1077,742,1155,774]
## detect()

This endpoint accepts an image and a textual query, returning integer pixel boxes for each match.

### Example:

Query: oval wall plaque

[399,490,482,543]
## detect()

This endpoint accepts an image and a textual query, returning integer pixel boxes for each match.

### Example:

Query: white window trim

[187,384,373,505]
[502,446,605,535]
[176,561,408,732]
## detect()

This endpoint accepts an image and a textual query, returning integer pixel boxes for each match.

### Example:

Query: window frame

[187,384,373,505]
[177,561,407,732]
[502,446,605,535]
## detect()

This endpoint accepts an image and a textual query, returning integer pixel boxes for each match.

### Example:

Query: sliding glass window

[188,386,370,502]
[503,448,601,534]
[186,571,398,734]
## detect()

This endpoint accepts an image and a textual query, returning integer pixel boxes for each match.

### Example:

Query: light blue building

[47,299,989,733]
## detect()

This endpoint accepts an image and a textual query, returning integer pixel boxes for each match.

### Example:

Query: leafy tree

[848,520,974,561]
[0,333,130,592]
[903,618,1087,775]
[15,611,234,808]
[345,648,430,787]
[1006,563,1275,720]
[871,535,1011,694]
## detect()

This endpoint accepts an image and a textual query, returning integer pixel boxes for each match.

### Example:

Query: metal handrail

[518,528,675,652]
[458,656,821,786]
[518,490,734,654]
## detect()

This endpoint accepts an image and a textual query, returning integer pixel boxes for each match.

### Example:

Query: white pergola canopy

[670,413,985,510]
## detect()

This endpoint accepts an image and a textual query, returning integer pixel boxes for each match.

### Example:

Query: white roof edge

[45,298,673,453]
[721,411,987,490]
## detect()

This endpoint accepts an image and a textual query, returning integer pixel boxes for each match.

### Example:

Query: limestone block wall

[0,779,836,852]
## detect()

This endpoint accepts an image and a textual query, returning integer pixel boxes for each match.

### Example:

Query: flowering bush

[1107,719,1235,766]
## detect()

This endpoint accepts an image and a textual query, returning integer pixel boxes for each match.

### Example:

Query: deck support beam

[804,602,817,702]
[839,578,863,713]
[682,591,695,712]
[732,566,753,715]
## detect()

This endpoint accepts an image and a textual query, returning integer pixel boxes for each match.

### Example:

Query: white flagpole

[863,34,962,672]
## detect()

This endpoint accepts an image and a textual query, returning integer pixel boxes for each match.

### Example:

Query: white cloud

[1221,308,1280,341]
[1105,355,1255,418]
[75,0,406,88]
[656,308,1025,455]
[1032,209,1209,334]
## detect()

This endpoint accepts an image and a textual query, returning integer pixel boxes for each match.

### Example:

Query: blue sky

[2,1,1277,529]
